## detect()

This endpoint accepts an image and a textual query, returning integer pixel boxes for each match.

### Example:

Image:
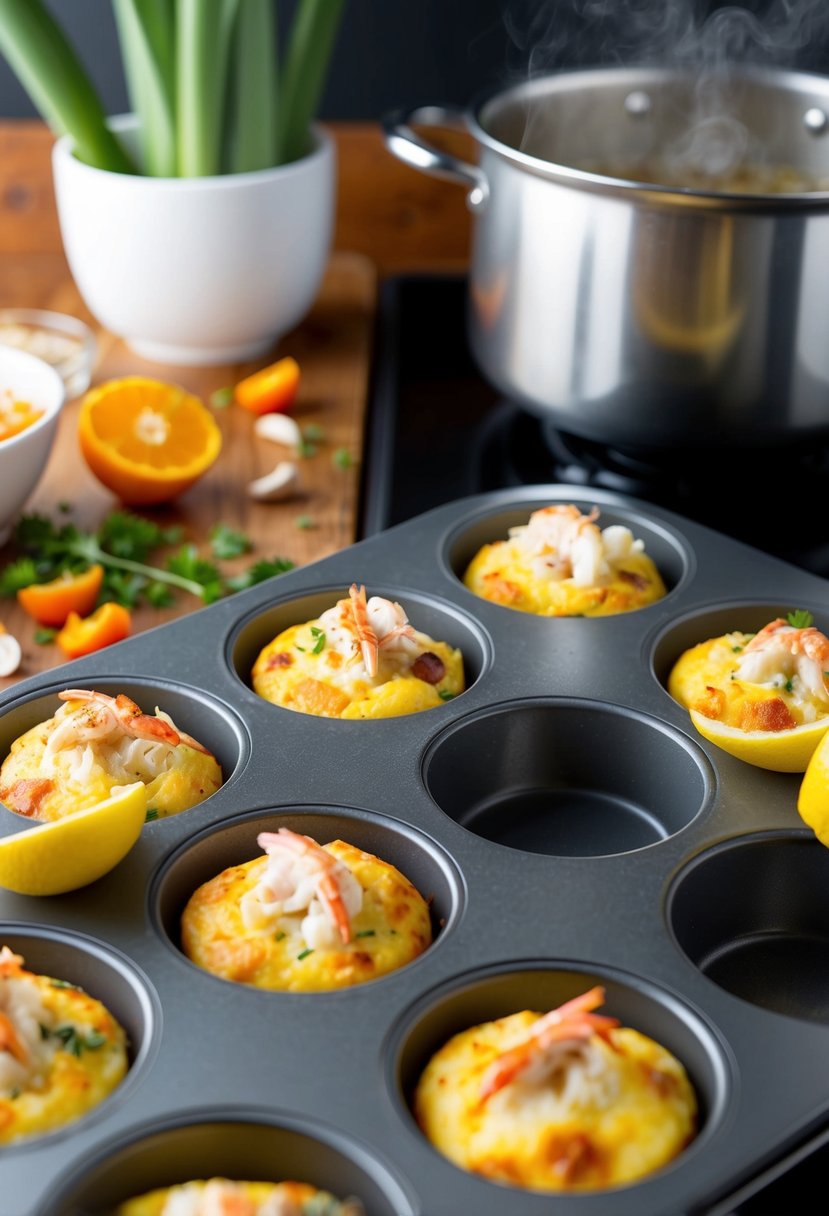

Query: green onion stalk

[0,0,345,177]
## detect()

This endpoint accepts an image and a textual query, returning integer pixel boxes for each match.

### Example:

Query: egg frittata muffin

[0,946,128,1145]
[0,688,222,822]
[181,828,432,992]
[463,504,666,617]
[115,1178,365,1216]
[252,584,464,719]
[414,986,697,1193]
[668,614,829,732]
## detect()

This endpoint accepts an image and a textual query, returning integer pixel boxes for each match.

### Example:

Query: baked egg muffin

[0,688,222,822]
[463,504,666,617]
[0,945,128,1145]
[114,1178,365,1216]
[251,583,464,718]
[414,985,697,1193]
[181,828,432,991]
[669,614,829,733]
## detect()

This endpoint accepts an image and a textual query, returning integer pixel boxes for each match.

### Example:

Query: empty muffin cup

[424,700,713,857]
[668,832,829,1021]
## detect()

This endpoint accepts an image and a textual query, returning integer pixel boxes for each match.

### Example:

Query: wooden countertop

[0,120,472,687]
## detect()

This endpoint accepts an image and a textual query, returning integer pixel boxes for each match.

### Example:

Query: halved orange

[78,377,222,505]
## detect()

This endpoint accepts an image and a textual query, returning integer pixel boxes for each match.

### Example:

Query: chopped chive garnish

[438,690,456,701]
[9,1087,19,1099]
[355,929,375,938]
[731,645,743,653]
[310,626,325,654]
[275,931,286,942]
[297,948,314,961]
[49,978,76,989]
[784,677,794,693]
[295,645,306,652]
[145,808,159,822]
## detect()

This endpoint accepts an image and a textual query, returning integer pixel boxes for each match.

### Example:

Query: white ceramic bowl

[52,117,335,366]
[0,346,66,545]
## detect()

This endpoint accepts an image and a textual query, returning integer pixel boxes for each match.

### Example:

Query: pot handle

[382,105,489,212]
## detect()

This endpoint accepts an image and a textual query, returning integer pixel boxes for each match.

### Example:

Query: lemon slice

[0,782,147,895]
[798,731,829,844]
[689,708,829,773]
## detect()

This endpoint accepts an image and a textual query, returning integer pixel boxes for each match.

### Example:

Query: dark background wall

[1,0,829,121]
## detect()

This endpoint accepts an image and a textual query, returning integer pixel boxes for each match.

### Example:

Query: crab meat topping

[510,506,645,588]
[734,619,829,708]
[240,831,363,950]
[0,948,55,1095]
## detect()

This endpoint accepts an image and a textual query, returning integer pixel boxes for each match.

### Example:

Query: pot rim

[52,115,333,190]
[464,62,829,208]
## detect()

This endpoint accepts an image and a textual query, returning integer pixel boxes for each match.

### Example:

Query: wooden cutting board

[0,249,376,687]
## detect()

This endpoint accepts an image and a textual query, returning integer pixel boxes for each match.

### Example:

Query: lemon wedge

[0,782,147,895]
[689,708,829,773]
[798,731,829,844]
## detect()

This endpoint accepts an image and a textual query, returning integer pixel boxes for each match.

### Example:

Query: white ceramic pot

[52,117,335,366]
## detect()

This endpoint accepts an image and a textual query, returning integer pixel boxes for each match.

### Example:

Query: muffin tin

[1,484,828,1216]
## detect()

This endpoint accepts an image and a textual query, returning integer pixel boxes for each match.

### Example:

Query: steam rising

[502,0,829,184]
[504,0,829,76]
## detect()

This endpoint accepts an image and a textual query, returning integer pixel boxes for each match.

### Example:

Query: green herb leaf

[302,423,326,443]
[210,386,234,408]
[0,557,41,596]
[294,514,317,530]
[787,609,814,629]
[34,627,57,645]
[144,581,175,609]
[209,523,252,560]
[225,557,294,592]
[297,947,314,961]
[332,447,353,470]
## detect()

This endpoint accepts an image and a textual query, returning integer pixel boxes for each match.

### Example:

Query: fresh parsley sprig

[0,511,295,609]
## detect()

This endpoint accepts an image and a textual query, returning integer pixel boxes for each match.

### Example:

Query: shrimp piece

[200,1180,258,1216]
[367,595,417,653]
[735,619,829,703]
[58,690,181,746]
[0,948,23,977]
[347,584,379,677]
[257,829,354,944]
[0,1011,28,1065]
[518,506,612,587]
[479,986,620,1102]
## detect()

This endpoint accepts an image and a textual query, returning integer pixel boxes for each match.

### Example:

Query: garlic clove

[254,413,302,448]
[0,633,22,677]
[248,460,300,502]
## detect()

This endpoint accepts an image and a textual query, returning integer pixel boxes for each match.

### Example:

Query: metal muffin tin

[2,483,829,1216]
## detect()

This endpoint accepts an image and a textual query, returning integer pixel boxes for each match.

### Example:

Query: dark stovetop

[361,274,829,579]
[360,273,829,1215]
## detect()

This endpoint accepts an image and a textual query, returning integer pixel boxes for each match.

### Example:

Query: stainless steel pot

[384,66,829,449]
